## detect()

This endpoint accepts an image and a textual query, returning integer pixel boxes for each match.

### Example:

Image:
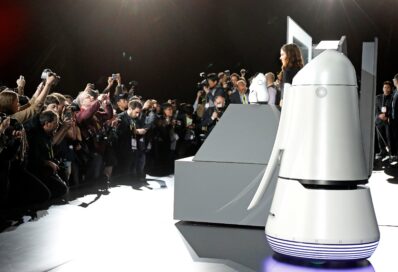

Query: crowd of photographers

[0,68,280,207]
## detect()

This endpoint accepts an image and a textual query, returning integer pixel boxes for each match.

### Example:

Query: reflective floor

[0,163,397,272]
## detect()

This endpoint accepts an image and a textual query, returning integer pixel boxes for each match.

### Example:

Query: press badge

[382,106,387,113]
[131,138,137,150]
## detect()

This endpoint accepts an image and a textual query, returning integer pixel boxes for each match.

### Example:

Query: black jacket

[229,91,248,104]
[375,93,393,126]
[116,111,146,152]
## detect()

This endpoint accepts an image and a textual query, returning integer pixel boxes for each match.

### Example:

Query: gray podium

[173,104,280,227]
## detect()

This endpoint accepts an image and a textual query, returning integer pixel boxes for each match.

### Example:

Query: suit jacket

[116,111,146,152]
[201,106,225,135]
[375,93,393,126]
[229,91,249,104]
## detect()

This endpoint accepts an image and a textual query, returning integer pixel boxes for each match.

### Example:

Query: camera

[0,116,23,139]
[41,68,60,86]
[63,110,73,120]
[69,102,80,112]
[0,113,7,125]
[196,79,209,91]
[8,118,24,132]
[112,74,117,80]
[199,72,206,79]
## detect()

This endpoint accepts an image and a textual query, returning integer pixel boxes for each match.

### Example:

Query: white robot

[249,50,379,261]
[248,73,269,104]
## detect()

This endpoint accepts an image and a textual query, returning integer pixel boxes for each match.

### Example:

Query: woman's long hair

[281,43,304,71]
[0,89,18,115]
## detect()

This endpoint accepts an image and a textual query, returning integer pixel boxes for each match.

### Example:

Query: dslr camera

[0,115,24,154]
[196,72,209,91]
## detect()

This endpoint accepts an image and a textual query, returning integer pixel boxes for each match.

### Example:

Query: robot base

[266,178,379,261]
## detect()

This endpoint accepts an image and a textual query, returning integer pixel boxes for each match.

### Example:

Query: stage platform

[0,166,397,271]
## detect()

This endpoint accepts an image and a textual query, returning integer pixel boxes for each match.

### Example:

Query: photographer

[229,79,249,104]
[76,90,115,182]
[201,95,226,137]
[206,73,227,108]
[153,103,179,175]
[25,110,68,199]
[221,70,235,96]
[114,93,129,114]
[2,74,57,124]
[375,81,394,159]
[116,100,147,180]
[0,87,54,205]
[51,103,76,185]
[63,102,84,186]
[230,73,240,94]
[174,104,199,159]
[193,79,208,119]
[0,116,24,205]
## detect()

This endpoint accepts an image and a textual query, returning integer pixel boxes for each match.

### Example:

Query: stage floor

[0,165,397,272]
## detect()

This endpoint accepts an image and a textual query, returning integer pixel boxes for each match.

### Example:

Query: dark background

[0,0,397,102]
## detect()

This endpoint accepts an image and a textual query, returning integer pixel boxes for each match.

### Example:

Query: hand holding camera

[115,73,122,85]
[11,129,24,140]
[378,113,388,121]
[110,118,120,128]
[211,111,219,121]
[41,69,60,87]
[62,113,73,128]
[0,116,11,135]
[108,76,115,86]
[47,160,60,174]
[16,75,26,88]
[197,90,204,99]
[46,74,60,87]
[240,69,247,77]
[143,100,152,110]
[0,115,24,142]
[84,83,95,92]
[98,93,109,102]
